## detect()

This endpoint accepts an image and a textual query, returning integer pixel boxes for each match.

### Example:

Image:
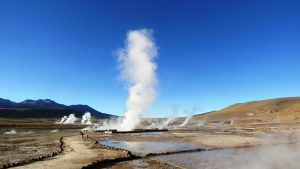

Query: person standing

[80,131,84,139]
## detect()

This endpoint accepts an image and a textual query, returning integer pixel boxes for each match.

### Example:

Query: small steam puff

[150,107,199,129]
[57,115,68,124]
[81,112,92,125]
[4,129,17,135]
[56,112,92,125]
[180,116,192,127]
[56,114,78,124]
[159,117,176,129]
[50,129,58,133]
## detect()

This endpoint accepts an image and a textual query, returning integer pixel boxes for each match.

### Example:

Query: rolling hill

[193,97,300,123]
[0,98,115,119]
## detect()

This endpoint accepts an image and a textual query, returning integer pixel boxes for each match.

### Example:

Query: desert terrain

[1,97,300,169]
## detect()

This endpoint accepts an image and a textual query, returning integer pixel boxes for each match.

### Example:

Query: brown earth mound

[193,97,300,123]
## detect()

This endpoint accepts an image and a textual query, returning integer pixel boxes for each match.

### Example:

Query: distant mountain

[0,98,115,119]
[0,98,18,108]
[19,99,66,109]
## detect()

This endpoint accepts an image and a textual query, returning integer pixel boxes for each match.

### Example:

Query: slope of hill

[19,99,65,109]
[0,98,115,119]
[0,98,18,108]
[193,97,300,123]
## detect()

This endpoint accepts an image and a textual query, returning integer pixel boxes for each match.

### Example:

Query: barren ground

[1,120,300,169]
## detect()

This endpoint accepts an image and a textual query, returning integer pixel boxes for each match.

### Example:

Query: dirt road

[12,135,127,169]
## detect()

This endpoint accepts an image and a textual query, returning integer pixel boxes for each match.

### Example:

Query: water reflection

[99,140,200,156]
[154,144,300,169]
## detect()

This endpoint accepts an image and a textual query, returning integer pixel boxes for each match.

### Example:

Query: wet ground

[103,159,180,169]
[153,144,300,169]
[1,121,300,169]
[99,139,201,156]
[90,123,300,169]
[105,142,300,169]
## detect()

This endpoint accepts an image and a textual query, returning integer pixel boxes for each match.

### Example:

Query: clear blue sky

[1,0,300,117]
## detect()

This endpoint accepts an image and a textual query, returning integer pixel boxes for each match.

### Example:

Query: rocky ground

[0,129,70,168]
[1,121,300,169]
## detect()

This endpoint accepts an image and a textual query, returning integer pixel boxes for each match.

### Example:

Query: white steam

[180,116,192,127]
[116,29,158,131]
[230,118,235,125]
[96,118,123,130]
[146,107,198,129]
[56,114,78,124]
[196,120,206,126]
[4,129,17,135]
[56,112,92,125]
[81,112,92,125]
[57,115,68,124]
[64,114,77,124]
[159,117,176,129]
[50,129,58,133]
[160,133,300,169]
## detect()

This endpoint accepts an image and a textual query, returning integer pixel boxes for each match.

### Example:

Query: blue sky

[0,0,300,117]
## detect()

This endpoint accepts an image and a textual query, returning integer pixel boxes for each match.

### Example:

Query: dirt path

[12,135,127,169]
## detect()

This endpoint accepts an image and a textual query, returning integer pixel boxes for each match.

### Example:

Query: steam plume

[81,112,92,125]
[159,117,176,129]
[180,116,192,127]
[117,29,158,131]
[56,114,78,124]
[64,114,77,124]
[57,115,68,124]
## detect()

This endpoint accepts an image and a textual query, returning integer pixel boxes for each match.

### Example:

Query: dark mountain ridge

[0,98,115,119]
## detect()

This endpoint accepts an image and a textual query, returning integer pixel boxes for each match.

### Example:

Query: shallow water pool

[99,139,200,156]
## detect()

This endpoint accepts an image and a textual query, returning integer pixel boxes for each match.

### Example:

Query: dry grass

[193,97,300,123]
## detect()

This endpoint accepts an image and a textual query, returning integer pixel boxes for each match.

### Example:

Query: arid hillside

[193,97,300,123]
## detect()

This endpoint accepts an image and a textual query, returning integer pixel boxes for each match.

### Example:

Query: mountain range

[0,98,115,119]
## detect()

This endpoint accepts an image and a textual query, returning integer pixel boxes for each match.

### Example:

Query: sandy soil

[182,134,261,148]
[11,135,127,169]
[0,129,73,167]
[2,121,300,169]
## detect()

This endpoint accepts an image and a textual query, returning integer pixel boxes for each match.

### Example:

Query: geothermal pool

[155,144,300,169]
[99,139,201,156]
[113,144,300,169]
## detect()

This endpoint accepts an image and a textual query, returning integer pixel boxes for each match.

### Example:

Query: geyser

[56,114,78,124]
[117,29,158,131]
[81,112,92,125]
[180,116,192,127]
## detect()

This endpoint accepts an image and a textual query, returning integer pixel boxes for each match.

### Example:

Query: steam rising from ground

[157,133,300,169]
[144,117,176,130]
[180,115,192,127]
[50,129,58,133]
[3,129,17,135]
[81,112,92,125]
[145,107,199,129]
[107,29,157,131]
[56,112,92,125]
[160,117,176,129]
[100,118,123,130]
[118,29,157,130]
[56,114,78,124]
[57,115,68,124]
